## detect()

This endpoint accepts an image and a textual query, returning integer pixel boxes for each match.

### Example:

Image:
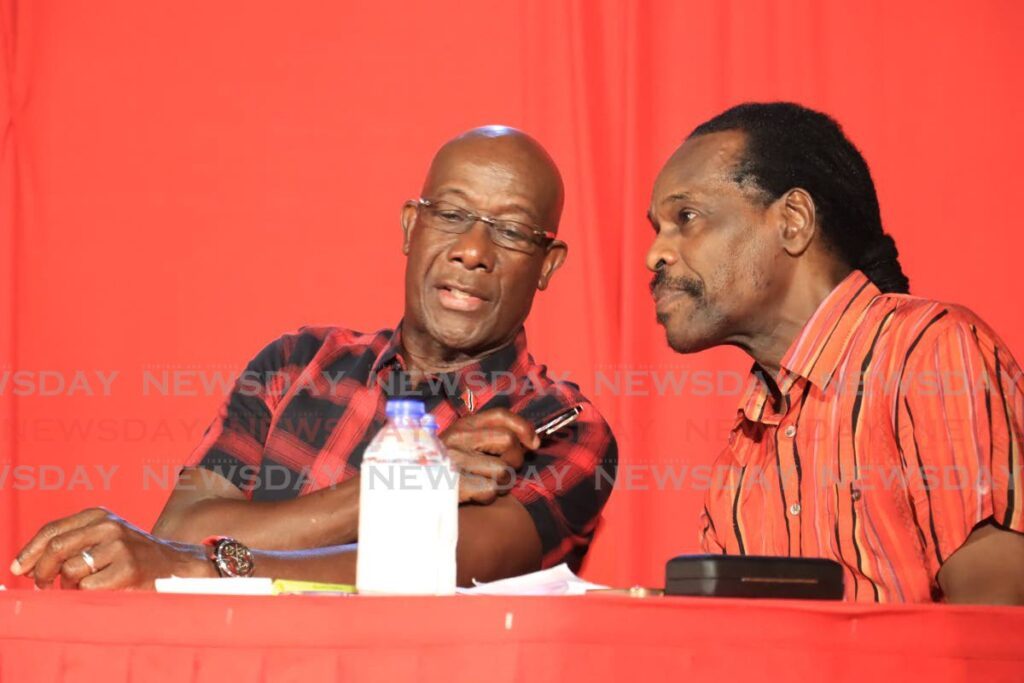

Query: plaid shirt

[187,324,618,570]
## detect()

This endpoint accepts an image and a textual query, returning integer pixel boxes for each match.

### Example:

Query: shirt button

[783,425,797,438]
[789,503,802,516]
[851,487,862,502]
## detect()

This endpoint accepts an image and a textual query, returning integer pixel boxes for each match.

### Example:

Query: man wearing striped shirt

[647,102,1024,603]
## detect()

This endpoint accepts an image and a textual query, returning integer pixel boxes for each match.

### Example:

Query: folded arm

[153,407,542,549]
[152,467,362,550]
[11,495,540,589]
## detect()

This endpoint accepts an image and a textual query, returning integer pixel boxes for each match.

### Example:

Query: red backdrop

[1,0,1022,589]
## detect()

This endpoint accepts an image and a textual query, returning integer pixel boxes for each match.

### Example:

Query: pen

[534,404,584,437]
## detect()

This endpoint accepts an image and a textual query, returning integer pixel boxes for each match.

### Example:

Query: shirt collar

[369,321,532,413]
[737,270,879,424]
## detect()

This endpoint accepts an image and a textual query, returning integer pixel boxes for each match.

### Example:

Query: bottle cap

[385,399,425,420]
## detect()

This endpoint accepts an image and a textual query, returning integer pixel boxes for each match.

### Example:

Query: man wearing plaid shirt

[12,127,618,589]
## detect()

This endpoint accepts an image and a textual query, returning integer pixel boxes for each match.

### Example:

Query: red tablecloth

[0,590,1022,682]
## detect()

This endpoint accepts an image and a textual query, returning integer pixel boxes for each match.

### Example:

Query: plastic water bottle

[356,400,459,595]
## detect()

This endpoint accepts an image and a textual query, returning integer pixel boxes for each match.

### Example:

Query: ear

[537,242,568,291]
[401,201,418,255]
[777,188,817,257]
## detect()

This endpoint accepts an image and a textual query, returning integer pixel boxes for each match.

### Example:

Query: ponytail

[853,233,910,294]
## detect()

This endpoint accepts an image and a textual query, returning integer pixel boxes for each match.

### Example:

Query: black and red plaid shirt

[186,323,618,570]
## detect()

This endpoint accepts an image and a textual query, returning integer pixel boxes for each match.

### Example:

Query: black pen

[534,404,583,437]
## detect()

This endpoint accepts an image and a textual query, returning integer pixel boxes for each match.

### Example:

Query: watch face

[216,539,255,577]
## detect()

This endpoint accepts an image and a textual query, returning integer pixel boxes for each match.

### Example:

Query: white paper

[154,576,274,596]
[457,563,608,596]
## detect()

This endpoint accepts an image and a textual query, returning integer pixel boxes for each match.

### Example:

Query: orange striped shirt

[699,270,1024,602]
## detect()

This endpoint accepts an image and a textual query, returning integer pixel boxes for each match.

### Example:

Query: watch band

[202,535,256,578]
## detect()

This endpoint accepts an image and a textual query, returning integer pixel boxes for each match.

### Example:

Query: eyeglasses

[413,198,559,255]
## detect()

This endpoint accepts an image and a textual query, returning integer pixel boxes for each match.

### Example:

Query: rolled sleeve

[508,397,618,571]
[186,333,297,495]
[896,309,1024,579]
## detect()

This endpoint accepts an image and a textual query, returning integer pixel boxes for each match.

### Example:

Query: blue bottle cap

[385,399,426,420]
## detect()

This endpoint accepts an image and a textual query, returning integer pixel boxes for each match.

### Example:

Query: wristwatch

[203,536,256,578]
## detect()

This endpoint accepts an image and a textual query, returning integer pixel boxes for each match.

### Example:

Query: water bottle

[356,400,459,595]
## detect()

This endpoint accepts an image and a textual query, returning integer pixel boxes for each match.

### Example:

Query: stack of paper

[152,564,606,597]
[458,563,608,596]
[154,577,274,595]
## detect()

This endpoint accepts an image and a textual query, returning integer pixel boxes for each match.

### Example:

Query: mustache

[649,270,704,299]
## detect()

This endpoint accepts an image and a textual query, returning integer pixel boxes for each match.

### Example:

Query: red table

[1,589,1022,682]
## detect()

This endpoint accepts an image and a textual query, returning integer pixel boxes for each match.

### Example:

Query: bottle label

[356,461,459,595]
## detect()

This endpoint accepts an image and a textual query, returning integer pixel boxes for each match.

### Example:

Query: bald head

[421,126,564,233]
[400,125,569,359]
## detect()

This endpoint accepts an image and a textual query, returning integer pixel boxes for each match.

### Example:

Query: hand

[10,507,214,590]
[441,408,540,504]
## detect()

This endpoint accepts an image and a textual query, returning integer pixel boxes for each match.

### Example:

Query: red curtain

[1,0,1022,589]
